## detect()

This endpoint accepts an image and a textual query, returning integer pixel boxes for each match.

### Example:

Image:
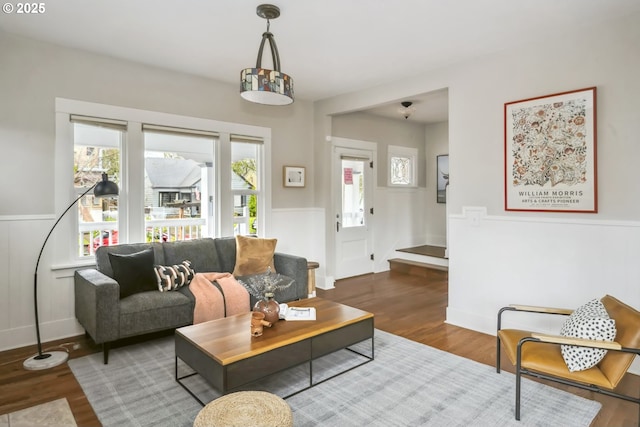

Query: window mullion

[124,122,145,243]
[218,133,233,236]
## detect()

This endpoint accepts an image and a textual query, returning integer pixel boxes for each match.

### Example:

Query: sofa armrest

[74,269,120,344]
[274,252,308,300]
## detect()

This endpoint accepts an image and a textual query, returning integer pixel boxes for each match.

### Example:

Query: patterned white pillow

[559,299,616,372]
[154,260,195,292]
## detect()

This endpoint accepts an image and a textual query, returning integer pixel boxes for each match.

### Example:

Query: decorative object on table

[240,267,294,324]
[278,303,317,321]
[24,172,118,370]
[283,166,305,187]
[504,87,597,213]
[436,154,449,204]
[251,311,271,337]
[240,4,294,106]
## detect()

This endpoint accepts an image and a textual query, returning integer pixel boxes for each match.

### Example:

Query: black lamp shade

[94,172,119,197]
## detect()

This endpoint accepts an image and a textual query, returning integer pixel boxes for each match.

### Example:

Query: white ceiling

[2,0,639,124]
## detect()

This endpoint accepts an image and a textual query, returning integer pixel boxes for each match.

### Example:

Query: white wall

[315,13,640,371]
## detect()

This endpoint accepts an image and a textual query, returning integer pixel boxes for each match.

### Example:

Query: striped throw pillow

[154,260,195,292]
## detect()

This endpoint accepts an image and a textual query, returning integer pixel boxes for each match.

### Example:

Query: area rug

[69,329,601,427]
[0,398,77,427]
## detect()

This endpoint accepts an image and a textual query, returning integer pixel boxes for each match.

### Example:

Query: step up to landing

[388,258,448,277]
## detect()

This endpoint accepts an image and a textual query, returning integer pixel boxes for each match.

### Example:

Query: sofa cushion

[108,248,158,299]
[560,298,617,372]
[96,243,163,279]
[233,235,277,276]
[163,238,222,273]
[154,260,195,292]
[119,290,193,338]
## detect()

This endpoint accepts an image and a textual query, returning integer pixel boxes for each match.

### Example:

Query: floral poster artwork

[504,87,597,212]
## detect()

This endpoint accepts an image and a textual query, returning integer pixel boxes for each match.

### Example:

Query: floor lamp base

[23,351,69,370]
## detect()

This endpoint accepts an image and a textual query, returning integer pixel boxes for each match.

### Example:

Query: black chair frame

[497,306,640,425]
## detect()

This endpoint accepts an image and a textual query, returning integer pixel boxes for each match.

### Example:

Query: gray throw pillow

[108,248,158,298]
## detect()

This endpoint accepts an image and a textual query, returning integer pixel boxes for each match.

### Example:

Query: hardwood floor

[0,269,637,426]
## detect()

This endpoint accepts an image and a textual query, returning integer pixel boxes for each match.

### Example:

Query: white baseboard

[0,318,84,352]
[317,276,335,290]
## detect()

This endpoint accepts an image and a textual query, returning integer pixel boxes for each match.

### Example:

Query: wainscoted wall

[1,199,435,350]
[0,215,85,351]
[271,208,327,289]
[447,207,640,373]
[372,186,431,273]
[272,189,432,289]
[1,209,327,351]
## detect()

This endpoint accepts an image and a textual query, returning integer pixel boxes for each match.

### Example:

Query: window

[231,138,261,235]
[73,120,123,257]
[59,98,271,259]
[143,126,216,243]
[341,157,367,228]
[388,145,417,187]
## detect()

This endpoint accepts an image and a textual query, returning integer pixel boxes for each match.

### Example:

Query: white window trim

[387,145,418,187]
[55,98,272,264]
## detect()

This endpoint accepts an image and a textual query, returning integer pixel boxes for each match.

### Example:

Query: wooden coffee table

[175,297,374,404]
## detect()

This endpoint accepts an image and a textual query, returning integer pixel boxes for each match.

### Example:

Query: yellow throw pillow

[233,235,277,276]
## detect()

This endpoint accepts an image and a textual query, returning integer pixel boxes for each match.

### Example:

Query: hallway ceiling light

[398,101,416,119]
[240,4,294,106]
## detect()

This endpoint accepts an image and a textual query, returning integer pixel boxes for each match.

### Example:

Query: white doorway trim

[331,137,377,280]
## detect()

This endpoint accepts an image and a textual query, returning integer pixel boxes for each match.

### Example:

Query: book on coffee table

[279,304,316,321]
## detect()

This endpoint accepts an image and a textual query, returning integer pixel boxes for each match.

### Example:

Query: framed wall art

[504,87,597,213]
[283,166,305,187]
[436,155,449,203]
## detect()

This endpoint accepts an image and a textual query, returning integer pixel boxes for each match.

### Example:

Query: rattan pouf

[193,391,293,427]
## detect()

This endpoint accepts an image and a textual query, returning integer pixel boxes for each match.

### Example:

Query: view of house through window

[73,122,121,256]
[70,110,267,258]
[143,129,215,244]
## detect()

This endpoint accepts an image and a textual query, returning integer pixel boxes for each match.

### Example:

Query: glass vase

[254,293,280,324]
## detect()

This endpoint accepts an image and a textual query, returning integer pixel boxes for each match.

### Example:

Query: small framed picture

[283,166,305,187]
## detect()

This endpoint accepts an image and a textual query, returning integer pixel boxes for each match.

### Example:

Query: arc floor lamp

[24,173,119,370]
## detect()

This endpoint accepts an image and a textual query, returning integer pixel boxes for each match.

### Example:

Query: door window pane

[341,158,366,228]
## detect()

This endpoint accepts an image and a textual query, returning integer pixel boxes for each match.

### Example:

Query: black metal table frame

[175,326,374,406]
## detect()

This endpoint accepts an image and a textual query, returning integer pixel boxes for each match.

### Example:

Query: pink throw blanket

[190,272,250,324]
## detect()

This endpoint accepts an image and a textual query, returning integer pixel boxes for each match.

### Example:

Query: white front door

[333,143,375,279]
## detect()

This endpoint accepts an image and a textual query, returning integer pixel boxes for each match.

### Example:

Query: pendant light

[240,4,294,105]
[398,101,416,119]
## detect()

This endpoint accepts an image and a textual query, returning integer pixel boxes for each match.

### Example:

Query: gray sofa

[74,237,308,363]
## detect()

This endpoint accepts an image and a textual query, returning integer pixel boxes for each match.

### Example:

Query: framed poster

[504,87,597,212]
[436,155,449,203]
[283,166,305,187]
